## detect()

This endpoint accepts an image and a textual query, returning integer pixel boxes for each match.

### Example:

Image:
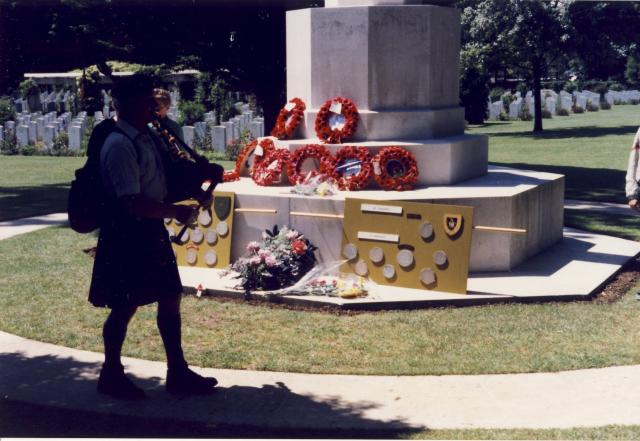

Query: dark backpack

[67,119,122,233]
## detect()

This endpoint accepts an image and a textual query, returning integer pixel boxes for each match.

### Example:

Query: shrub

[177,100,205,126]
[489,87,505,103]
[609,82,624,92]
[519,107,533,121]
[0,132,18,155]
[498,111,510,121]
[19,144,38,156]
[572,105,585,114]
[600,101,612,110]
[631,99,640,105]
[193,129,212,151]
[0,96,15,125]
[19,79,39,99]
[225,129,251,161]
[614,99,624,105]
[556,108,569,116]
[586,102,599,112]
[516,82,528,97]
[541,109,552,119]
[501,94,513,111]
[563,81,578,94]
[49,132,77,157]
[459,56,490,124]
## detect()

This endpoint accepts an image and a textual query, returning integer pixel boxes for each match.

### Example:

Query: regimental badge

[214,196,232,221]
[444,214,463,237]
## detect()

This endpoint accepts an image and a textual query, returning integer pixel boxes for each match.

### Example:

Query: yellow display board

[165,191,235,269]
[341,198,474,294]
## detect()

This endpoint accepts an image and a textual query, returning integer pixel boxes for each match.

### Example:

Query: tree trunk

[532,59,543,132]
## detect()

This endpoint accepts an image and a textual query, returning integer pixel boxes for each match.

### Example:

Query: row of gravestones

[13,90,74,114]
[181,102,265,153]
[488,89,640,120]
[0,111,80,150]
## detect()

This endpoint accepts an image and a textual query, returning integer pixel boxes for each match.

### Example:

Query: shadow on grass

[486,125,638,139]
[492,162,626,204]
[564,210,640,242]
[0,351,420,438]
[0,183,70,222]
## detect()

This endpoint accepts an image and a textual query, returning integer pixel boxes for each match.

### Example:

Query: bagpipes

[149,116,224,245]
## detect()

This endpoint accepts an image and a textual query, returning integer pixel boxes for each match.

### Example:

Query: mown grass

[0,156,235,222]
[1,225,639,376]
[468,105,640,203]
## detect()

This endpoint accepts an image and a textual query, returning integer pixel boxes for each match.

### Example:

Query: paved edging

[2,331,640,430]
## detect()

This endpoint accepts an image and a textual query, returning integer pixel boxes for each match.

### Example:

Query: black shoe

[166,367,218,395]
[97,364,146,401]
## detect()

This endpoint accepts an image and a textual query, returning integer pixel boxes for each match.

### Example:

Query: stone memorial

[508,98,522,119]
[0,125,3,142]
[5,121,15,135]
[575,94,587,109]
[36,117,45,141]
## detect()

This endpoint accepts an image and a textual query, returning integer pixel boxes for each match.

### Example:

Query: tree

[461,0,568,132]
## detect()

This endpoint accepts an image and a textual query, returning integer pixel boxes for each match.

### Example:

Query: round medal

[397,249,414,268]
[342,243,358,261]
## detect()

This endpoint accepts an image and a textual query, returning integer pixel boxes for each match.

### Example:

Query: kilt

[88,215,182,308]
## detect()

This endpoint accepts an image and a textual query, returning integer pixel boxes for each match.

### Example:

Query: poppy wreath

[287,144,335,185]
[314,97,359,144]
[271,98,306,140]
[252,149,291,186]
[234,138,275,177]
[371,146,419,191]
[330,146,372,191]
[223,170,240,182]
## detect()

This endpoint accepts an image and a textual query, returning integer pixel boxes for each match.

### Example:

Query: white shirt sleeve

[625,128,640,200]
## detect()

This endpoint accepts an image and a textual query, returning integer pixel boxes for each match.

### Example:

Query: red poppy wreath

[371,146,419,191]
[287,144,335,185]
[315,97,359,144]
[271,98,306,140]
[252,149,291,186]
[331,146,372,191]
[234,138,276,177]
[223,170,240,182]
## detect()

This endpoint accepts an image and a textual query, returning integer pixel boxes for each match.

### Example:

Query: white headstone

[16,125,29,147]
[194,121,207,140]
[28,121,37,143]
[0,125,4,142]
[545,96,556,115]
[488,101,502,120]
[43,125,56,149]
[560,96,573,110]
[508,98,522,119]
[182,126,195,148]
[68,125,82,150]
[249,121,263,139]
[35,117,45,141]
[222,121,235,142]
[211,126,226,153]
[575,94,587,109]
[5,121,15,134]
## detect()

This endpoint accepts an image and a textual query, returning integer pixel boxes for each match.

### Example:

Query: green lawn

[469,105,640,204]
[1,226,638,376]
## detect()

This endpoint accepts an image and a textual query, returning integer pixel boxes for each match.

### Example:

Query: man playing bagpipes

[627,126,640,213]
[87,74,223,400]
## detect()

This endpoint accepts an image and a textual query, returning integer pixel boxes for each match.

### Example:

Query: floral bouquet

[229,225,318,292]
[290,172,340,197]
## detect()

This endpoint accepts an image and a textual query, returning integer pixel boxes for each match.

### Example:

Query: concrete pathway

[565,199,640,217]
[0,210,639,432]
[2,331,640,431]
[0,212,68,240]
